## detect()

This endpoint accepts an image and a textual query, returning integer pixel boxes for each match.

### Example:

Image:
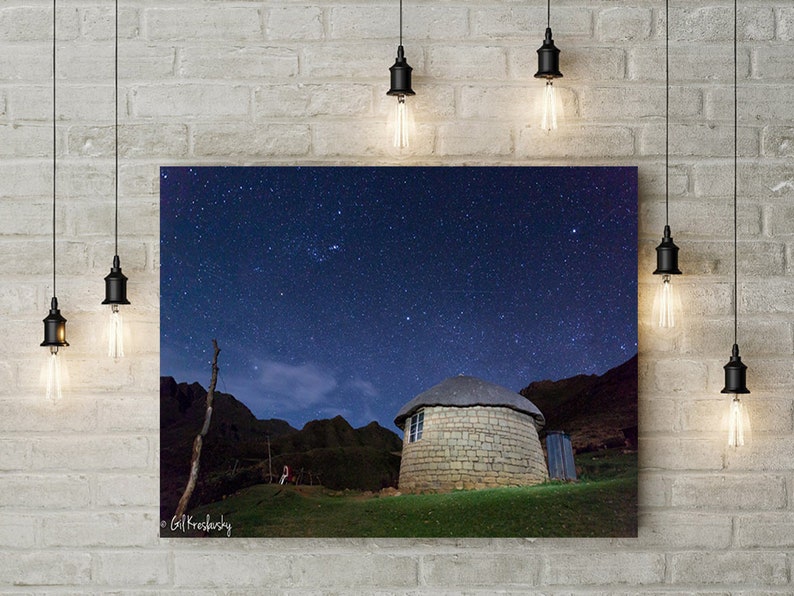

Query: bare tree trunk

[174,339,221,520]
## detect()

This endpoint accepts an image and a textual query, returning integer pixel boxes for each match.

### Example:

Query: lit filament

[393,95,410,149]
[541,80,558,131]
[108,304,125,360]
[728,396,746,447]
[45,347,62,403]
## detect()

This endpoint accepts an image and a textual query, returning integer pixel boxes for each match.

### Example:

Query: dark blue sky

[160,167,637,432]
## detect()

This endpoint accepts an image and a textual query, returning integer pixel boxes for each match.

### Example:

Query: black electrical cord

[399,0,403,46]
[733,0,738,345]
[665,0,669,226]
[547,0,551,28]
[52,0,57,297]
[115,0,119,256]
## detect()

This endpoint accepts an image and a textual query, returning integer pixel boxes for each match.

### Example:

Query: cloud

[257,361,338,408]
[347,377,379,398]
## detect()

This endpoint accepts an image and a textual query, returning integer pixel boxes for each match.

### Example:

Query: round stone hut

[394,375,548,493]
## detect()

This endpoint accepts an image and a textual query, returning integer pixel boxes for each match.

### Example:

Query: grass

[163,450,637,538]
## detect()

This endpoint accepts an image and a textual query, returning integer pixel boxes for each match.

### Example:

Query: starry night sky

[160,167,637,432]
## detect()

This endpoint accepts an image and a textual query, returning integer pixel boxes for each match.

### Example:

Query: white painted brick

[302,43,425,79]
[0,475,90,508]
[735,513,794,548]
[0,551,91,586]
[671,474,787,510]
[653,359,709,393]
[776,7,794,41]
[510,46,625,82]
[0,516,36,548]
[266,7,324,41]
[472,7,592,39]
[639,398,676,433]
[421,554,540,586]
[0,395,97,433]
[78,5,139,40]
[29,436,149,471]
[761,126,794,158]
[543,552,665,585]
[312,121,434,157]
[96,393,159,432]
[178,46,299,80]
[640,437,723,470]
[706,85,794,124]
[0,6,79,42]
[580,86,701,121]
[669,7,775,42]
[132,84,250,119]
[437,122,513,157]
[753,47,794,80]
[670,552,787,585]
[94,473,159,507]
[174,553,291,586]
[596,8,652,42]
[58,43,114,81]
[330,6,468,40]
[516,126,634,159]
[638,512,732,548]
[119,44,177,79]
[7,85,112,122]
[42,512,158,547]
[374,84,455,120]
[0,124,51,158]
[428,46,507,80]
[693,162,794,199]
[291,555,418,588]
[628,45,750,82]
[254,84,371,118]
[94,551,170,586]
[0,45,51,81]
[192,123,311,157]
[681,319,791,357]
[725,430,794,471]
[639,123,758,158]
[144,7,263,41]
[638,472,668,508]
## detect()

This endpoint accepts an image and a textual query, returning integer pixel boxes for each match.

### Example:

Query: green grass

[165,451,637,538]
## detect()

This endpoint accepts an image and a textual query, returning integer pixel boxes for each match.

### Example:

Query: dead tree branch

[174,339,221,520]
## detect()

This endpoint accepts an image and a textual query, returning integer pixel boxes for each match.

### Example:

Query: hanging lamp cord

[733,0,738,345]
[547,0,551,28]
[665,0,669,226]
[52,0,57,297]
[114,0,119,256]
[399,0,403,46]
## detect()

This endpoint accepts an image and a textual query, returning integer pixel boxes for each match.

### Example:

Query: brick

[640,123,758,158]
[428,46,507,80]
[266,7,324,40]
[706,86,794,125]
[29,436,149,470]
[43,512,158,547]
[94,473,159,507]
[330,6,468,40]
[374,84,455,120]
[302,43,426,79]
[67,124,189,158]
[669,7,774,42]
[581,86,701,121]
[8,85,113,122]
[437,122,513,157]
[740,280,794,313]
[312,121,434,157]
[173,553,292,587]
[725,430,794,471]
[761,126,794,157]
[753,47,794,80]
[0,475,90,508]
[629,45,750,82]
[693,162,794,199]
[638,472,668,508]
[596,8,652,42]
[0,239,88,275]
[671,474,787,510]
[193,123,310,157]
[0,45,51,81]
[254,84,371,119]
[421,554,540,586]
[511,46,625,82]
[94,551,170,585]
[776,7,794,41]
[0,516,36,548]
[652,359,708,393]
[517,126,634,158]
[670,552,787,584]
[144,7,262,41]
[0,6,79,42]
[132,84,250,118]
[178,46,299,80]
[96,393,159,432]
[119,44,177,79]
[0,395,96,433]
[78,5,139,40]
[640,437,723,470]
[639,398,676,433]
[0,551,91,586]
[681,319,791,357]
[735,512,794,548]
[638,512,732,548]
[543,552,665,585]
[472,7,592,39]
[291,555,417,588]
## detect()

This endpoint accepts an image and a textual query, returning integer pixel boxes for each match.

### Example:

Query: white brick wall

[0,0,791,591]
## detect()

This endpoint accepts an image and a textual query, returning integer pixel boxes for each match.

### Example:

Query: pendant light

[41,0,68,403]
[534,0,563,131]
[721,0,750,447]
[101,0,130,361]
[386,0,415,150]
[651,0,683,329]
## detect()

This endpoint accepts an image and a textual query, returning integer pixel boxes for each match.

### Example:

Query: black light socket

[41,296,68,347]
[653,225,682,275]
[721,343,750,394]
[534,27,562,79]
[102,255,130,305]
[387,45,415,97]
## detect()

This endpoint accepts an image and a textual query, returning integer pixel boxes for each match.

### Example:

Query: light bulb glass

[44,347,62,404]
[651,274,682,329]
[390,94,414,150]
[727,396,750,447]
[108,304,125,360]
[540,80,562,132]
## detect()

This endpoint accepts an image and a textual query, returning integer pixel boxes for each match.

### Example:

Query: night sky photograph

[160,166,637,432]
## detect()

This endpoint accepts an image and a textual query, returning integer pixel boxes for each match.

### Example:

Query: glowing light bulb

[390,94,414,150]
[108,304,125,360]
[651,273,681,328]
[540,79,561,131]
[45,347,62,404]
[727,396,750,447]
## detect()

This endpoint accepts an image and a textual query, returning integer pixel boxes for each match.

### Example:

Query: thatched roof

[394,375,545,429]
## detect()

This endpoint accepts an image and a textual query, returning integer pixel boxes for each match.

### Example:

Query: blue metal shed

[546,431,577,481]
